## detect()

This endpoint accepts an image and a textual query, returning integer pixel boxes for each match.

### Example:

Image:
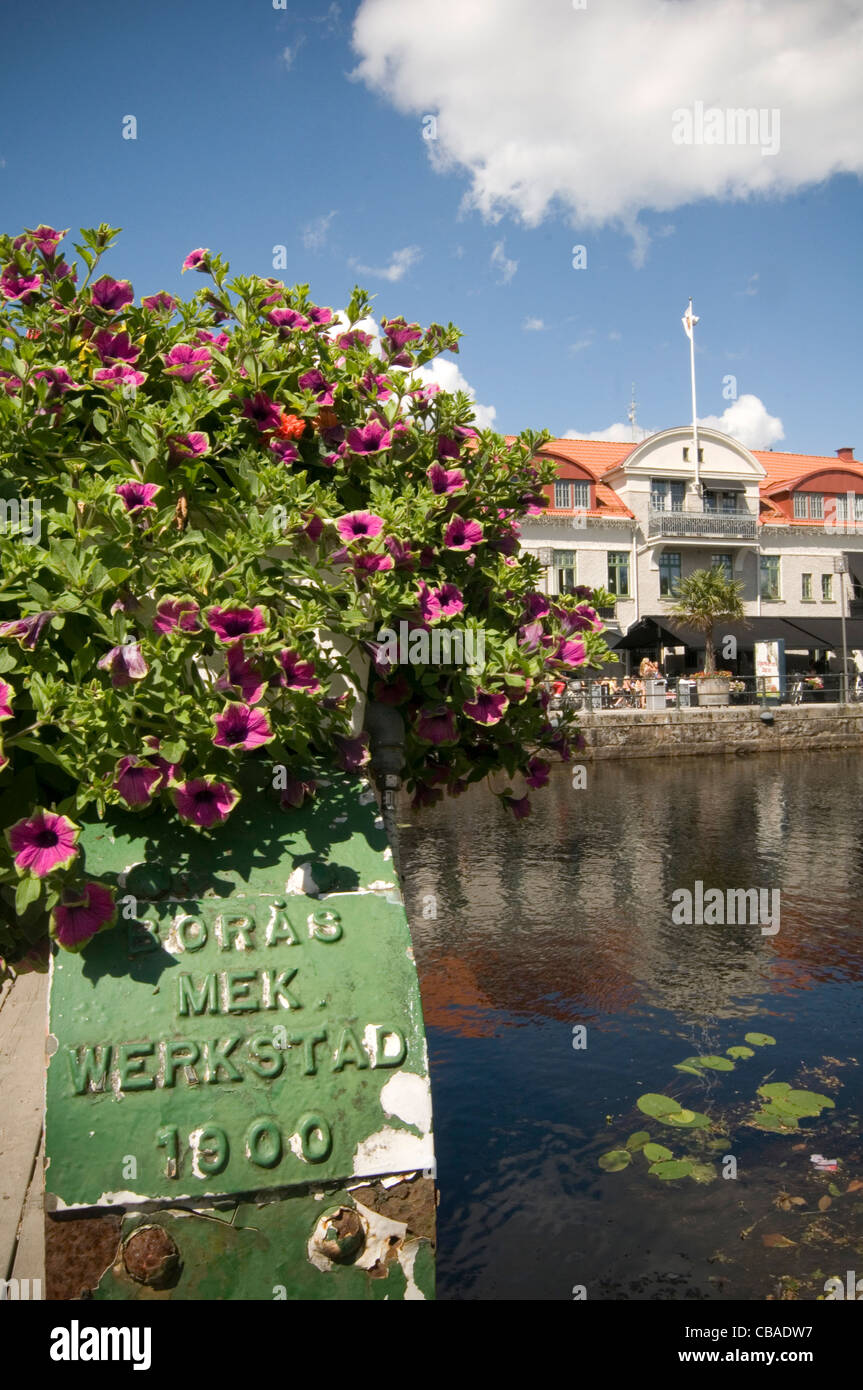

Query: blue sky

[2,0,861,455]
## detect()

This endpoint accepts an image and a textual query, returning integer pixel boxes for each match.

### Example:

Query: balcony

[648,509,758,541]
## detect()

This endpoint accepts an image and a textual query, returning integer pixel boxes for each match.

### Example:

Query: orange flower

[278,412,306,440]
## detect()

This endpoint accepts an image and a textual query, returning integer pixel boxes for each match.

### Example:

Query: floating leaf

[828,1182,842,1197]
[762,1233,796,1248]
[637,1093,682,1118]
[749,1106,798,1133]
[758,1082,791,1100]
[689,1162,717,1184]
[598,1149,631,1172]
[660,1108,711,1130]
[674,1063,704,1076]
[625,1130,650,1153]
[745,1032,776,1046]
[649,1159,694,1180]
[643,1143,673,1162]
[696,1055,735,1071]
[818,1195,832,1212]
[727,1045,755,1059]
[781,1089,835,1117]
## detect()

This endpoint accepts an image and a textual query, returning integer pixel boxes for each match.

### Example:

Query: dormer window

[682,446,704,462]
[553,480,590,510]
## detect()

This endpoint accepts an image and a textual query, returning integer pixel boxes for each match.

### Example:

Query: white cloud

[608,330,622,341]
[281,39,304,69]
[522,316,545,332]
[564,423,650,443]
[414,357,497,430]
[351,245,422,282]
[490,240,518,283]
[737,272,759,297]
[568,336,594,354]
[352,0,863,261]
[698,393,785,449]
[564,393,784,449]
[302,211,337,251]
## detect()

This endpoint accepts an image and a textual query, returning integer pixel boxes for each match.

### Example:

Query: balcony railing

[648,509,758,540]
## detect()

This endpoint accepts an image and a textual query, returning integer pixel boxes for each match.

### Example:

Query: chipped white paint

[352,1127,434,1177]
[330,814,347,824]
[366,879,396,892]
[288,1130,305,1161]
[286,864,320,897]
[380,1072,432,1135]
[398,1236,426,1300]
[373,817,385,830]
[382,846,393,861]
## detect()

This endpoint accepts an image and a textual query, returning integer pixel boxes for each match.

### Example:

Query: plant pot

[696,675,731,707]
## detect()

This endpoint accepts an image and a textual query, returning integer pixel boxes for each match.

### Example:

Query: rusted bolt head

[123,1225,181,1288]
[312,1206,366,1264]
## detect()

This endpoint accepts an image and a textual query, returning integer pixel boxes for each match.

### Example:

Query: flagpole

[688,297,700,491]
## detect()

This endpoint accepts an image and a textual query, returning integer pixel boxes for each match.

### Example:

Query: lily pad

[689,1162,718,1184]
[598,1149,631,1172]
[643,1143,673,1162]
[758,1082,791,1100]
[648,1159,694,1180]
[696,1055,735,1071]
[727,1045,755,1059]
[659,1108,711,1130]
[781,1089,835,1116]
[637,1092,682,1119]
[749,1105,798,1132]
[625,1130,651,1152]
[745,1032,776,1046]
[674,1063,705,1076]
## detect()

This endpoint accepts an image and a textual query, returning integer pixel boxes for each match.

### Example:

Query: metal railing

[648,510,758,539]
[545,673,863,713]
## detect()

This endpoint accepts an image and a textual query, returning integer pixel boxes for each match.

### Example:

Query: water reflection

[397,751,863,1300]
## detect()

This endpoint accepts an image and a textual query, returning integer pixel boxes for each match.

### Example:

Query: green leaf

[727,1045,755,1058]
[648,1159,694,1180]
[695,1055,735,1071]
[643,1143,673,1162]
[15,876,42,915]
[636,1092,682,1118]
[659,1109,712,1130]
[745,1032,776,1046]
[625,1130,650,1152]
[598,1149,631,1172]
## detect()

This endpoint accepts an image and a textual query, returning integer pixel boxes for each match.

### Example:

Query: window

[810,493,823,520]
[658,551,681,597]
[682,447,704,462]
[835,495,849,522]
[802,573,813,601]
[704,491,740,514]
[855,496,863,523]
[852,573,863,600]
[650,480,685,512]
[793,492,808,519]
[760,555,780,600]
[710,554,733,580]
[607,551,630,597]
[822,573,833,601]
[555,550,576,594]
[553,480,590,510]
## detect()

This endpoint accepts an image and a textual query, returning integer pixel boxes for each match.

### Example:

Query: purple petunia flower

[525,756,551,789]
[269,438,299,463]
[357,368,392,401]
[547,637,587,668]
[206,605,268,644]
[415,707,457,745]
[279,775,317,810]
[24,224,67,255]
[435,583,465,617]
[427,463,467,495]
[142,290,177,314]
[463,689,509,725]
[212,703,273,752]
[97,642,149,686]
[0,679,13,721]
[114,756,164,809]
[518,620,544,652]
[173,778,239,828]
[303,513,324,542]
[0,611,54,649]
[34,366,84,396]
[278,648,321,693]
[354,552,393,576]
[337,329,374,350]
[297,368,335,405]
[163,343,212,380]
[444,517,483,551]
[50,882,116,951]
[372,674,412,706]
[220,644,267,703]
[268,308,311,332]
[182,248,209,272]
[153,597,200,634]
[333,733,371,773]
[115,481,160,512]
[384,535,415,570]
[336,511,385,543]
[306,305,333,326]
[504,794,531,821]
[7,810,80,877]
[93,330,140,364]
[381,317,422,353]
[417,581,441,623]
[168,431,209,461]
[345,420,392,456]
[0,266,41,301]
[91,276,134,312]
[522,592,551,621]
[196,328,230,348]
[94,364,146,388]
[241,391,282,432]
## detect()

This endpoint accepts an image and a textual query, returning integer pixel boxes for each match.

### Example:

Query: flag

[682,304,699,339]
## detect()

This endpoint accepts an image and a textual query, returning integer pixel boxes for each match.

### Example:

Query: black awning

[616,615,863,652]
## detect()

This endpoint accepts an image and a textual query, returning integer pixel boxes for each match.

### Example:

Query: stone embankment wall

[575,705,863,760]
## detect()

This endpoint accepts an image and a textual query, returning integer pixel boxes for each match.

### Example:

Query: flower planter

[695,676,731,707]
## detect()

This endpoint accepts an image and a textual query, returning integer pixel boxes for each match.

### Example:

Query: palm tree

[668,567,745,674]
